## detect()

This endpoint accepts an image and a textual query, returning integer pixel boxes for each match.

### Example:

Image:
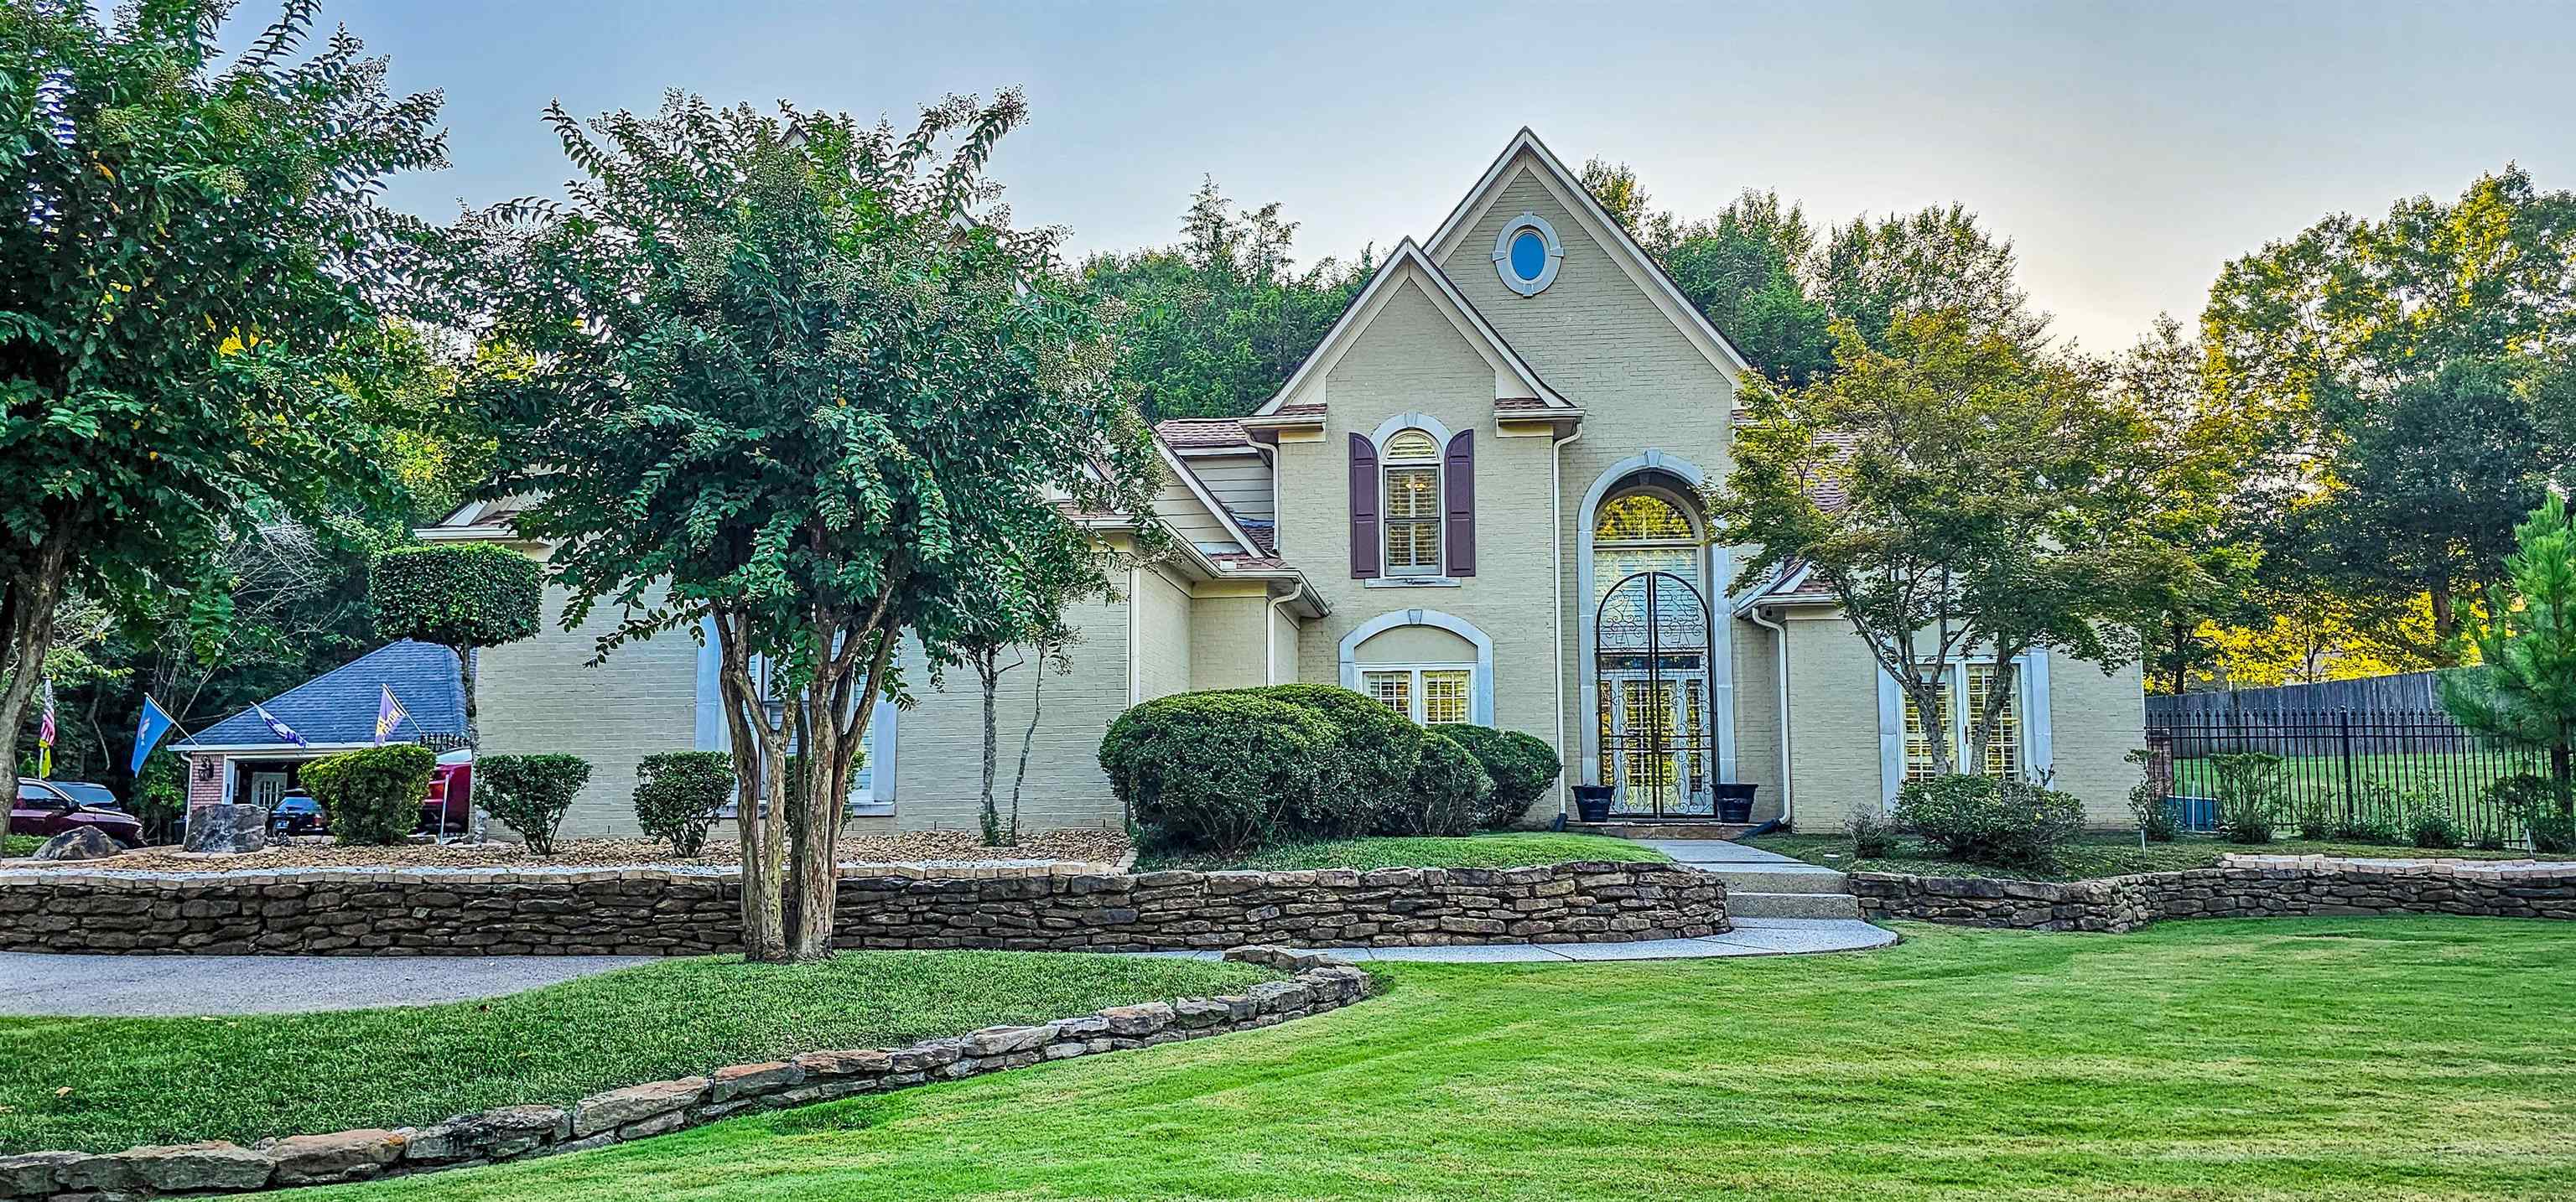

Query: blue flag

[131,695,179,775]
[253,702,309,749]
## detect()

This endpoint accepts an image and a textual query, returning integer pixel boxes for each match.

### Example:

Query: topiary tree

[633,751,733,857]
[371,541,543,746]
[477,754,592,855]
[302,744,438,847]
[1438,725,1562,830]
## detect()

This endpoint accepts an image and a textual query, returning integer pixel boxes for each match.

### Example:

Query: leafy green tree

[1713,312,2203,774]
[930,525,1114,847]
[1819,204,2047,351]
[2206,167,2576,651]
[370,541,544,744]
[454,92,1159,961]
[1577,157,1655,238]
[1078,179,1369,421]
[2114,318,2264,693]
[0,0,444,780]
[1658,191,1835,386]
[2440,495,2576,813]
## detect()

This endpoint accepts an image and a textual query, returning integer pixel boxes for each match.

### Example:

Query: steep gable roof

[1248,239,1568,418]
[1426,128,1753,380]
[181,640,465,749]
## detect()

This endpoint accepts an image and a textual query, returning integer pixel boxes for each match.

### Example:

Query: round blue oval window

[1509,229,1548,281]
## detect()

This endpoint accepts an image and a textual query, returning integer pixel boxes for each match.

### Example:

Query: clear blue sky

[262,0,2573,354]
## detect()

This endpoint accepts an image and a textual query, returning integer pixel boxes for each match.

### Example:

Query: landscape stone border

[0,861,1723,956]
[1851,854,2576,932]
[0,947,1371,1199]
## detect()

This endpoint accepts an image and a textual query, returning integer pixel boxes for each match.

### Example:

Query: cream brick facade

[459,129,2145,839]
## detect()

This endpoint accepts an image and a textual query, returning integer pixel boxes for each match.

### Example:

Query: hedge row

[1098,685,1561,853]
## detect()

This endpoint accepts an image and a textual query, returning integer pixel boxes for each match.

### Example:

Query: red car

[13,778,144,850]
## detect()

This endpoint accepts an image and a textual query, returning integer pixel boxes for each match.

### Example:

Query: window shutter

[1348,433,1380,579]
[1444,430,1475,577]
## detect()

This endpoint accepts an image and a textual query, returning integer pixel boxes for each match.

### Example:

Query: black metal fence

[2145,709,2551,843]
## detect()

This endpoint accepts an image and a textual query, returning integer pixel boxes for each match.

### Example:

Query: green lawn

[314,917,2576,1201]
[2169,751,2535,800]
[1137,832,1669,872]
[1748,830,2550,881]
[0,951,1272,1155]
[2,833,36,856]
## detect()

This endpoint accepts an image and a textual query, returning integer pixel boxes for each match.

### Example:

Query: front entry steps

[1566,821,1765,841]
[1635,839,1864,921]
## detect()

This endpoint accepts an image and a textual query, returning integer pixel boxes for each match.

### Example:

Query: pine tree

[2440,495,2576,813]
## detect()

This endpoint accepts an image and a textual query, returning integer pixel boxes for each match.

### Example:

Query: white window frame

[1380,428,1443,576]
[1875,650,2053,810]
[1492,212,1565,297]
[1359,662,1479,726]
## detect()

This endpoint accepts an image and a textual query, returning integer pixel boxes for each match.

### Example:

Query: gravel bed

[0,829,1132,875]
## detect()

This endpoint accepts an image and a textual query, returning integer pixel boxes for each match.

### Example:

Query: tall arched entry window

[1592,487,1715,816]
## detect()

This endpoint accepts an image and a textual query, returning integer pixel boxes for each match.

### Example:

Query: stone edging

[0,861,1722,956]
[1851,854,2576,932]
[0,947,1371,1199]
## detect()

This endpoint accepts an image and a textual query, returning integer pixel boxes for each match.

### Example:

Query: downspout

[1746,604,1794,828]
[1550,421,1585,816]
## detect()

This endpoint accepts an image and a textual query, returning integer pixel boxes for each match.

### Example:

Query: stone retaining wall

[0,860,1724,956]
[1852,855,2576,932]
[0,948,1370,1199]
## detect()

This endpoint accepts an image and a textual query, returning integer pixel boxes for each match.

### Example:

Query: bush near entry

[633,751,733,857]
[301,744,437,846]
[1374,729,1492,837]
[1894,773,2085,868]
[1439,724,1562,830]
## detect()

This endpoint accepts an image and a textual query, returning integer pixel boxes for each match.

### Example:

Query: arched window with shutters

[1381,427,1443,575]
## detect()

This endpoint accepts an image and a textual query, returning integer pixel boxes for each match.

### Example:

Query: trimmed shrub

[2533,811,2576,855]
[1101,692,1340,853]
[2208,752,2284,845]
[1440,724,1562,830]
[2408,806,2464,850]
[1893,774,2085,868]
[1846,809,1898,857]
[1242,684,1426,837]
[2485,773,2575,852]
[1374,729,1493,837]
[370,541,544,651]
[2124,749,2177,842]
[301,743,437,846]
[480,754,594,855]
[634,751,733,857]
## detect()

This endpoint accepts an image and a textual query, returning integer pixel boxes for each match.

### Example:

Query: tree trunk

[0,536,72,782]
[714,609,787,962]
[457,644,479,748]
[1010,646,1046,848]
[2554,743,2573,817]
[977,648,1001,847]
[781,598,901,961]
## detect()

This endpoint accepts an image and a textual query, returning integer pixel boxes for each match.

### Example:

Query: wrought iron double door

[1596,570,1715,817]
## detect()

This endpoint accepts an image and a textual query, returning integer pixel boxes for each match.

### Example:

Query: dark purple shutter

[1348,433,1380,579]
[1444,430,1475,577]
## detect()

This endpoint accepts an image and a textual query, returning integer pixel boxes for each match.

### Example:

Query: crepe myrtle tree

[370,541,543,744]
[0,1,444,780]
[449,91,1160,961]
[1711,311,2209,775]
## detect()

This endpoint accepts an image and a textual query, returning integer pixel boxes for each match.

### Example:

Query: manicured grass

[1748,830,2551,881]
[2,833,37,856]
[2170,751,2533,800]
[0,951,1272,1155]
[1136,832,1670,872]
[318,917,2576,1200]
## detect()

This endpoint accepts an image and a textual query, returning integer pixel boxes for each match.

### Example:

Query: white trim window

[1362,664,1476,726]
[1901,662,2028,781]
[1493,212,1565,297]
[1381,427,1443,575]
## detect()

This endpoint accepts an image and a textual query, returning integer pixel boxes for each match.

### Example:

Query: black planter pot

[1713,783,1758,824]
[1572,785,1615,823]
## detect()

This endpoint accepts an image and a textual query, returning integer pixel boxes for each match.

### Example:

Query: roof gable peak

[1248,240,1566,418]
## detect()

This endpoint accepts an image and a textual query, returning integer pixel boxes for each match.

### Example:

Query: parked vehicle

[269,790,326,837]
[49,781,124,811]
[423,750,473,834]
[12,779,144,849]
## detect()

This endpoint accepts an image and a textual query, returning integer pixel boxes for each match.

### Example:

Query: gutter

[1549,421,1585,816]
[1744,604,1795,829]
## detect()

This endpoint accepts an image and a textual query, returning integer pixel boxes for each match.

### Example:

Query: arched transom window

[1381,428,1443,575]
[1592,490,1700,605]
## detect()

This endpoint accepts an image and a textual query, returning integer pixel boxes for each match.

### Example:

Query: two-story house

[444,129,2144,840]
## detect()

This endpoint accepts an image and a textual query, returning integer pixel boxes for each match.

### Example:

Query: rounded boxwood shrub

[1101,692,1340,853]
[1373,728,1494,837]
[1438,724,1561,830]
[1242,683,1426,837]
[301,743,438,846]
[480,753,594,855]
[633,751,733,857]
[1893,773,2085,868]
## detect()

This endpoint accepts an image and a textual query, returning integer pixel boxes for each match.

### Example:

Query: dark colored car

[12,778,144,849]
[49,781,124,811]
[270,790,326,837]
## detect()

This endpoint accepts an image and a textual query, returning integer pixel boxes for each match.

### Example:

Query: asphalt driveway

[0,952,657,1016]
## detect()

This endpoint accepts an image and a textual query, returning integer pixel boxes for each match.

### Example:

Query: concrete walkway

[1640,838,1867,920]
[0,952,656,1016]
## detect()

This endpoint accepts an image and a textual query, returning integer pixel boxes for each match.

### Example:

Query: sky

[243,0,2574,355]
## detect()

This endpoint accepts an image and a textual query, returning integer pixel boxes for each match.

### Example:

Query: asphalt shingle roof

[181,640,465,749]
